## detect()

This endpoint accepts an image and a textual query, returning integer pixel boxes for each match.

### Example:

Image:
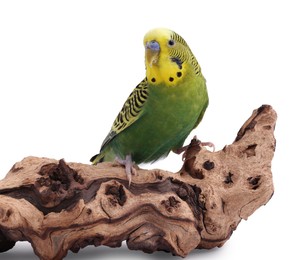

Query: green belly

[110,79,208,164]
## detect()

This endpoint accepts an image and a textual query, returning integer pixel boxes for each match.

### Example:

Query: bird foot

[116,155,137,186]
[174,136,215,161]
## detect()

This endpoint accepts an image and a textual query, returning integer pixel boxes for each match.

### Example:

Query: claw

[174,136,215,161]
[116,154,136,186]
[200,141,215,152]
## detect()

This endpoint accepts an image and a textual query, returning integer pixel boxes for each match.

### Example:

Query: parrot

[91,28,210,184]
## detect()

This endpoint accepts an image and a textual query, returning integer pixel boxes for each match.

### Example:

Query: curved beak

[145,40,160,67]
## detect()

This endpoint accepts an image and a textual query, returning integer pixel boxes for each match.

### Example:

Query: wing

[99,78,149,152]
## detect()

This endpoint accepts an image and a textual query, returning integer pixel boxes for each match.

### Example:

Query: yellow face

[143,28,201,87]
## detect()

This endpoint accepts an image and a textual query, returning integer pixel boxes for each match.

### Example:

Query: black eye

[168,39,175,46]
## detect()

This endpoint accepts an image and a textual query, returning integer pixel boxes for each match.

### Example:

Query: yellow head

[143,28,201,87]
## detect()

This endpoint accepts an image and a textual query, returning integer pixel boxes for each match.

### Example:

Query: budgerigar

[91,28,209,184]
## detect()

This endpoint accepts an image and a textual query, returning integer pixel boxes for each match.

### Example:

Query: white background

[0,0,306,259]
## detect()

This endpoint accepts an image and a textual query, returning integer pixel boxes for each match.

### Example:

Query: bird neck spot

[146,56,186,87]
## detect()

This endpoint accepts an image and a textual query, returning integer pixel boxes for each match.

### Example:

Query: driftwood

[0,105,276,259]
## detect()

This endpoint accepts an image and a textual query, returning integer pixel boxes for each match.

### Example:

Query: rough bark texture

[0,105,276,259]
